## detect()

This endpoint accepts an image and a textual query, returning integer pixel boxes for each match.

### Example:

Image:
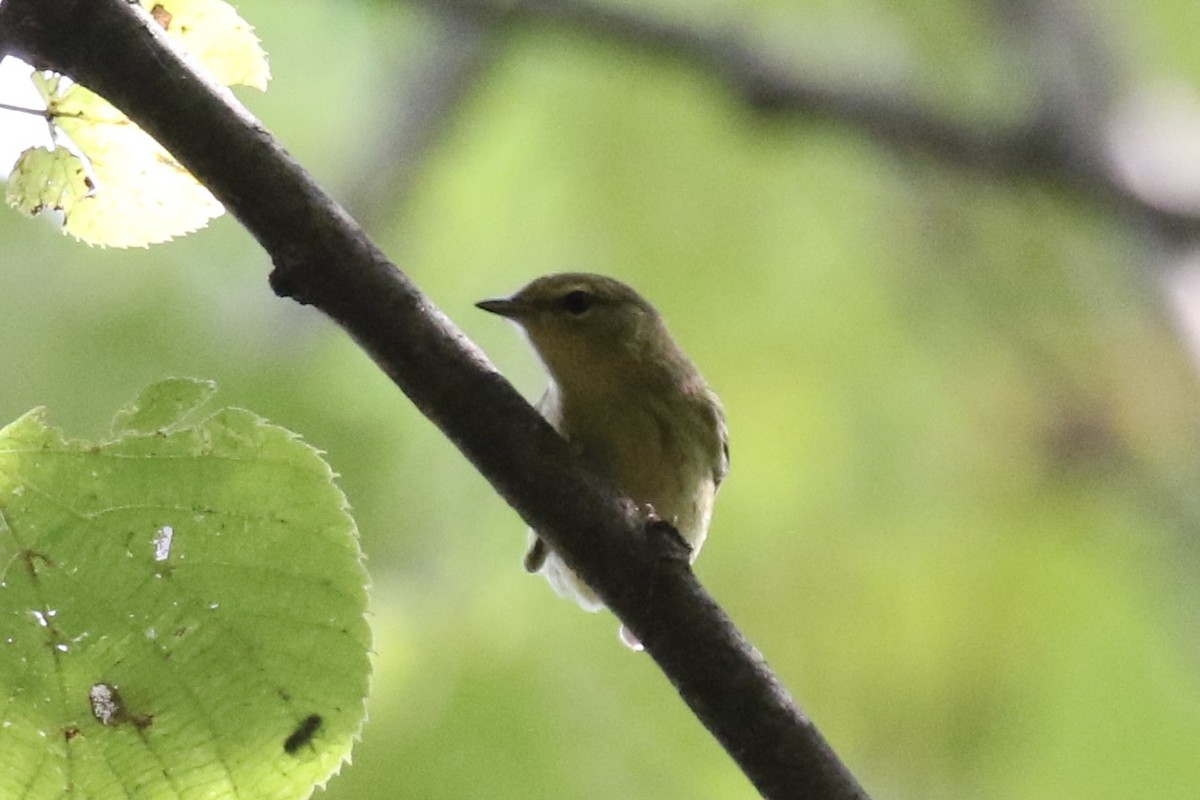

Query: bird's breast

[552,384,718,552]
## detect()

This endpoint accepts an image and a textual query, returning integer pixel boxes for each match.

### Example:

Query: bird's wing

[713,393,730,489]
[523,386,560,571]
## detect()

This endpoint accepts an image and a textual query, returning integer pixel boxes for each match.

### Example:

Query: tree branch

[0,1,869,797]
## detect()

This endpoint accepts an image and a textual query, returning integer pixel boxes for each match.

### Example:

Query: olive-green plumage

[478,274,728,645]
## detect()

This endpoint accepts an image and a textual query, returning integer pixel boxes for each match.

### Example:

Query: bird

[477,273,728,648]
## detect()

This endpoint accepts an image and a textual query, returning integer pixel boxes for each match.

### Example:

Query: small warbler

[478,273,729,648]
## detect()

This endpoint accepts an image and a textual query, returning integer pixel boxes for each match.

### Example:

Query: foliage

[0,379,370,800]
[3,0,267,247]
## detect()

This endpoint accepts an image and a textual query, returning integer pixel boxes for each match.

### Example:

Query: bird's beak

[476,296,525,318]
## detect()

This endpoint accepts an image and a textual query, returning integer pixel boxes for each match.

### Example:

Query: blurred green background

[4,0,1200,797]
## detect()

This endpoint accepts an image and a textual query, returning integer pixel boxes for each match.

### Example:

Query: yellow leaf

[3,0,270,247]
[10,74,224,247]
[141,0,271,90]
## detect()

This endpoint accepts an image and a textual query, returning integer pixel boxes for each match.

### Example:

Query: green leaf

[3,146,95,221]
[109,377,217,436]
[0,379,371,800]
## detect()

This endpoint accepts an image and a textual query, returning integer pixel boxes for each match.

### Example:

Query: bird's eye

[560,290,594,315]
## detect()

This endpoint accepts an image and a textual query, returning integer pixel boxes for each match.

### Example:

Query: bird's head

[477,273,674,390]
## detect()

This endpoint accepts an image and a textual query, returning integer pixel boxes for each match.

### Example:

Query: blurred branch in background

[984,0,1200,404]
[987,0,1118,159]
[344,7,500,228]
[361,0,1200,357]
[396,0,1200,242]
[389,0,1200,379]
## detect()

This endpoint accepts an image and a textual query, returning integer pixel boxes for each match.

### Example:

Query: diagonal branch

[0,1,869,797]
